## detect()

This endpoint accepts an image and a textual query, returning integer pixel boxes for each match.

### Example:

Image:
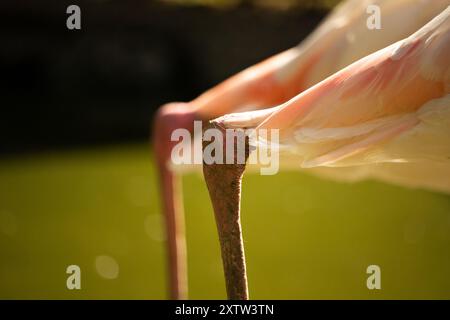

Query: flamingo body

[153,0,450,299]
[215,6,450,193]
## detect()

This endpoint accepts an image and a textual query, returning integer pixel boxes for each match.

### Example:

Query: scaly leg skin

[202,121,250,300]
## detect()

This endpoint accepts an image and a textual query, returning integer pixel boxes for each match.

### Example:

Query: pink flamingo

[153,0,450,299]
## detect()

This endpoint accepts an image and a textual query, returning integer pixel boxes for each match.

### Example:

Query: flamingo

[153,0,450,299]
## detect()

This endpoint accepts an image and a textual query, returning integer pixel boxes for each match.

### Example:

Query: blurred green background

[1,144,449,299]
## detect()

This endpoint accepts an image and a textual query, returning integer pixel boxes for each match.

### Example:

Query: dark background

[0,0,326,154]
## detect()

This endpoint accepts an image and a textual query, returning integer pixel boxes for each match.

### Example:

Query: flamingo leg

[156,167,187,299]
[153,104,196,299]
[202,122,250,300]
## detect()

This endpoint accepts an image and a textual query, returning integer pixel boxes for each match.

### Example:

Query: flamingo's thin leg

[202,122,250,300]
[153,105,193,300]
[156,167,187,299]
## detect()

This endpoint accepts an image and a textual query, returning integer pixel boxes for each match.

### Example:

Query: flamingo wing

[259,6,450,166]
[215,6,450,192]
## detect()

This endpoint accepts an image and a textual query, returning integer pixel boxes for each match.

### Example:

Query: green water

[0,143,449,299]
